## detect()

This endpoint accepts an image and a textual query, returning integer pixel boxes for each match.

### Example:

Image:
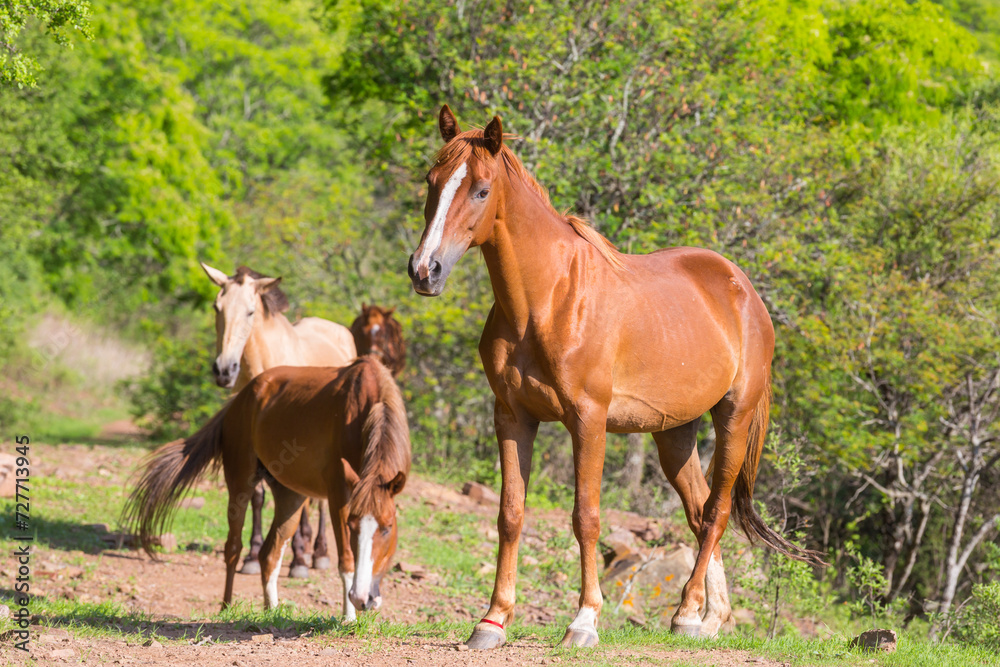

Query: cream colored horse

[201,263,356,577]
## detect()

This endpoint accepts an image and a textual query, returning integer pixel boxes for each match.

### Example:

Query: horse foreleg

[312,500,331,570]
[672,404,753,637]
[559,407,608,649]
[288,503,312,579]
[259,482,307,609]
[329,492,356,622]
[240,482,265,575]
[465,401,538,650]
[654,421,732,636]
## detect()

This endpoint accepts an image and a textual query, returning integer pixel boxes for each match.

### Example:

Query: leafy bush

[952,582,1000,649]
[123,331,222,440]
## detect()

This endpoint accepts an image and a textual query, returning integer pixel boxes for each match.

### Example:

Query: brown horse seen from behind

[123,357,409,621]
[407,106,822,649]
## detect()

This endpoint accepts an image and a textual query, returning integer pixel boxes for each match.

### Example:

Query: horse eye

[476,188,490,200]
[247,311,255,317]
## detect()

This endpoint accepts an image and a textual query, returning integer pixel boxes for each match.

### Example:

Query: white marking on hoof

[701,553,732,637]
[265,540,288,609]
[568,607,598,633]
[341,571,357,622]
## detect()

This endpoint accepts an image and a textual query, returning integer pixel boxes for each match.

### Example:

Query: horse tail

[121,400,231,558]
[732,375,827,566]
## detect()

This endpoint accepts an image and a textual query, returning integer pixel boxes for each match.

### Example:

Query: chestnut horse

[351,304,406,378]
[123,357,409,620]
[407,106,821,649]
[201,263,357,579]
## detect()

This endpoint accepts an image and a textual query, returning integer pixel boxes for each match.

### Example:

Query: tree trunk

[622,432,645,497]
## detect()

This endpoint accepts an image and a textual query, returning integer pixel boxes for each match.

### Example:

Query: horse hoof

[313,556,332,570]
[700,614,734,638]
[671,623,701,637]
[240,560,261,575]
[464,623,506,650]
[289,564,310,579]
[559,628,599,648]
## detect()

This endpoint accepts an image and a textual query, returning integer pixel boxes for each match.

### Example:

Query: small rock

[152,533,177,552]
[251,633,274,644]
[477,561,497,576]
[456,644,469,652]
[0,604,9,619]
[179,496,205,510]
[143,639,162,648]
[318,648,338,656]
[0,453,16,498]
[462,481,500,505]
[522,555,539,566]
[849,628,897,653]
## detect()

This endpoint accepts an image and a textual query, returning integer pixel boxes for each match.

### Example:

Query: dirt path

[0,441,790,665]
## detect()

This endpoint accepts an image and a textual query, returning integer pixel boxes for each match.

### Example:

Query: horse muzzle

[212,358,240,388]
[349,580,382,611]
[407,253,447,296]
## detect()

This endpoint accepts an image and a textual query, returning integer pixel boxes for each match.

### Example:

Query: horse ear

[256,276,282,293]
[387,471,407,496]
[386,307,396,316]
[439,104,460,142]
[342,458,360,490]
[201,262,229,287]
[483,115,503,155]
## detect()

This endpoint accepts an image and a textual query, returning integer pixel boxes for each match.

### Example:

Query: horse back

[293,317,357,367]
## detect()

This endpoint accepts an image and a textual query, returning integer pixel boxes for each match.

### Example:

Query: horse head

[200,263,287,388]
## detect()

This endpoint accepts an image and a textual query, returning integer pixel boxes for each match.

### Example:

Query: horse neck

[242,310,297,376]
[481,172,581,333]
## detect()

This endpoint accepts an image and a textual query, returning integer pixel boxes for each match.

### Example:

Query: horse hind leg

[240,482,266,575]
[224,466,260,608]
[666,397,757,637]
[312,500,332,570]
[288,503,312,579]
[258,481,307,609]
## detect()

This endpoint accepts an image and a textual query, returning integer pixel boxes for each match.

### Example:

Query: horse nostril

[212,361,220,376]
[229,362,239,374]
[407,254,416,280]
[429,260,442,277]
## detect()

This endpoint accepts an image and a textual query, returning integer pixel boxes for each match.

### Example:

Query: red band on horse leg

[479,618,504,630]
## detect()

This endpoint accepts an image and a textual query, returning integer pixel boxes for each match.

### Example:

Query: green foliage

[845,542,901,626]
[123,329,221,439]
[0,0,92,87]
[952,581,1000,649]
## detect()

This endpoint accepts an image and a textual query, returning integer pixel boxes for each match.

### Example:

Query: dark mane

[348,359,411,517]
[350,305,407,378]
[434,131,625,271]
[233,265,289,317]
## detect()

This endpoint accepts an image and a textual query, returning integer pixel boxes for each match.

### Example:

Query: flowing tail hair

[731,377,827,566]
[349,360,411,515]
[120,401,231,559]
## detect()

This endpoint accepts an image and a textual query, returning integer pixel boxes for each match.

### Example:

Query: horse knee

[498,504,524,537]
[572,505,601,542]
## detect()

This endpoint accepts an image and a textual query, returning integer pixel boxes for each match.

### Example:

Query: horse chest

[484,340,566,422]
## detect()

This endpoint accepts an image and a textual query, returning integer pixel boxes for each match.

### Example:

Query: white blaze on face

[265,540,289,609]
[350,515,378,608]
[415,162,468,269]
[341,571,357,621]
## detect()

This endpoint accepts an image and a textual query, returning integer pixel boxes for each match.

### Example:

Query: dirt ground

[0,442,789,666]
